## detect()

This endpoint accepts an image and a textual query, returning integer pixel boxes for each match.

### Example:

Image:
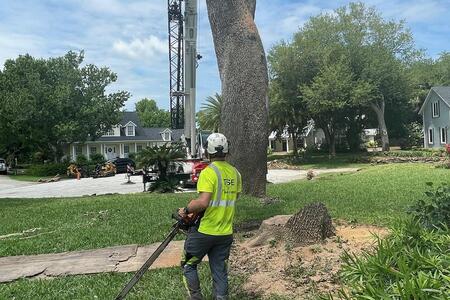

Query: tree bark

[371,101,390,151]
[206,0,269,197]
[291,131,298,156]
[321,123,336,157]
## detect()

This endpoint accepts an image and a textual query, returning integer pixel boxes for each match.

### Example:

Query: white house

[65,112,183,161]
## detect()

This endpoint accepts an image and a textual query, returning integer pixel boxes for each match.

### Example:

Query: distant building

[65,112,183,161]
[419,86,450,149]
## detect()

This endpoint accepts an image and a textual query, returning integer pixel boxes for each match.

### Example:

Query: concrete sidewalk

[0,240,187,283]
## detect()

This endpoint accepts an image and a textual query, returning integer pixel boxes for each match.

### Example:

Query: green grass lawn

[0,163,448,299]
[0,265,260,300]
[1,163,446,258]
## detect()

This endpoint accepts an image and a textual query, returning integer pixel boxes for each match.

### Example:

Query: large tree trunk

[322,124,336,157]
[206,0,269,197]
[371,101,390,151]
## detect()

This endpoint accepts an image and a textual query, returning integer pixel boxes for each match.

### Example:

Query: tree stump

[285,202,335,246]
[248,202,336,247]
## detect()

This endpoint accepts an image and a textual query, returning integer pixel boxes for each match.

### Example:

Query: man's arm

[178,192,212,217]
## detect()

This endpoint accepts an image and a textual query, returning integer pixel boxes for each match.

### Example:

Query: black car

[110,158,136,174]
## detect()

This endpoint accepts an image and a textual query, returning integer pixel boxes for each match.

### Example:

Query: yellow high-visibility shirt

[196,161,242,236]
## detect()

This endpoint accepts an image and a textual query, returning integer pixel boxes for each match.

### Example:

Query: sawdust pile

[230,218,388,299]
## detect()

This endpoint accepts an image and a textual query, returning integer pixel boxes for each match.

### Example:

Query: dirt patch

[230,220,388,299]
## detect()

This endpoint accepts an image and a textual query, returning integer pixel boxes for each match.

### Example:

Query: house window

[432,102,440,117]
[440,127,447,144]
[137,145,143,152]
[127,125,134,136]
[162,132,171,141]
[90,147,97,154]
[428,128,434,144]
[76,146,82,155]
[106,129,114,136]
[124,145,129,154]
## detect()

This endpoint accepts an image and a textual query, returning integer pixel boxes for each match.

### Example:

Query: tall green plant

[197,93,222,132]
[137,143,185,192]
[323,220,450,299]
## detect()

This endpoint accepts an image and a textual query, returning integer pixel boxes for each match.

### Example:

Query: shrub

[89,153,105,165]
[27,163,68,177]
[323,220,450,299]
[399,122,424,150]
[366,140,377,148]
[148,178,181,193]
[76,154,89,166]
[408,183,450,229]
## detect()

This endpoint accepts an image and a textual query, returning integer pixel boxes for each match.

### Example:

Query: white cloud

[112,35,167,59]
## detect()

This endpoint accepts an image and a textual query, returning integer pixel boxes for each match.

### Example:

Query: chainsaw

[114,210,202,300]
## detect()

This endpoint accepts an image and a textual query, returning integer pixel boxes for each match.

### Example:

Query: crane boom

[168,0,198,156]
[168,0,184,129]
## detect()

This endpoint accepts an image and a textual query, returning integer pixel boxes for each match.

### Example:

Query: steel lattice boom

[168,0,184,129]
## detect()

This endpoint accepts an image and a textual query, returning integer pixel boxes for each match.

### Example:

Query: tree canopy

[135,98,171,128]
[0,51,130,162]
[269,2,419,154]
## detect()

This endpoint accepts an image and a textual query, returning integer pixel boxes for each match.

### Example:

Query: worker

[178,133,242,300]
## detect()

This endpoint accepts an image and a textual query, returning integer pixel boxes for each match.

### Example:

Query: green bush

[409,183,450,229]
[147,177,181,193]
[324,220,450,299]
[382,149,446,158]
[399,122,424,150]
[89,153,105,165]
[27,163,68,177]
[76,154,89,166]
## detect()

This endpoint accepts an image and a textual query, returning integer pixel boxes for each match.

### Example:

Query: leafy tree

[268,43,308,156]
[135,98,171,128]
[197,93,222,132]
[410,52,450,112]
[302,61,372,156]
[206,0,269,197]
[270,2,417,152]
[0,51,129,161]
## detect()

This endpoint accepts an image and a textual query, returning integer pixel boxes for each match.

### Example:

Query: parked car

[110,157,136,174]
[0,158,7,175]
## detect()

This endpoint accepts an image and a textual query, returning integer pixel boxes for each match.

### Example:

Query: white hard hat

[206,133,229,154]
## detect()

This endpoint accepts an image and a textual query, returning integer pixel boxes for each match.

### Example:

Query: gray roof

[419,86,450,114]
[95,111,184,142]
[432,86,450,105]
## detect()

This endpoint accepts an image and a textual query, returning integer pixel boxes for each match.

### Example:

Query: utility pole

[184,0,197,157]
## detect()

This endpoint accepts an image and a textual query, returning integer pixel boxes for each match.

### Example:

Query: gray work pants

[181,227,233,300]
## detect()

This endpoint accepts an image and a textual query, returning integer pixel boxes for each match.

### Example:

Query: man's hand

[178,207,187,218]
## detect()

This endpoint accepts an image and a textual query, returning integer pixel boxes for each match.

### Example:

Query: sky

[0,0,449,112]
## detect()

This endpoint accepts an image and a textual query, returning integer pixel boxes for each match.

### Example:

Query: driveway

[266,168,360,184]
[0,174,152,199]
[0,168,360,199]
[0,175,37,190]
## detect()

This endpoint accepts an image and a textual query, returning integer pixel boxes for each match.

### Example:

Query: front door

[105,145,117,160]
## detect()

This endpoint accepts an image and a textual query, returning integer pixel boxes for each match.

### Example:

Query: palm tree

[137,143,185,192]
[197,93,222,132]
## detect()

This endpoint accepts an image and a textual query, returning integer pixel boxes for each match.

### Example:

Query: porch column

[120,143,124,158]
[72,145,76,161]
[286,138,290,152]
[135,142,137,153]
[86,144,90,160]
